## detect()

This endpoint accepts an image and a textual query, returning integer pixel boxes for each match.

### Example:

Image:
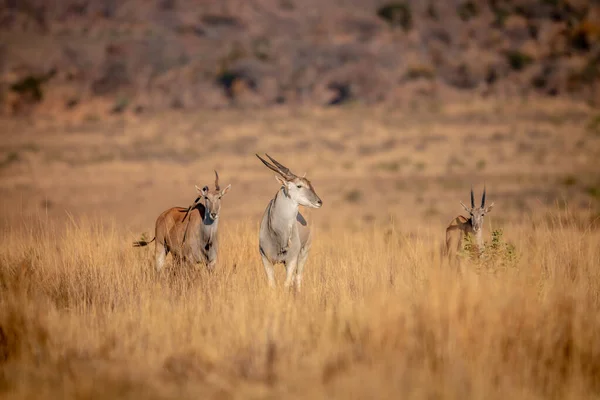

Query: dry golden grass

[1,206,599,400]
[0,99,599,399]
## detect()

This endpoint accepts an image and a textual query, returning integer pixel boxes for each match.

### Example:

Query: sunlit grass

[1,208,599,399]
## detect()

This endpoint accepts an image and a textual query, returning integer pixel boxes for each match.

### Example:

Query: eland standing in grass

[256,154,322,290]
[445,185,494,262]
[133,171,231,272]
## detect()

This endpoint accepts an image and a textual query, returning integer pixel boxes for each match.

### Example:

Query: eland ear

[460,201,470,213]
[275,175,287,186]
[275,175,290,197]
[220,184,232,197]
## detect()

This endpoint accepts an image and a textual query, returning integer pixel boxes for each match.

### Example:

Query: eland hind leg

[155,241,168,272]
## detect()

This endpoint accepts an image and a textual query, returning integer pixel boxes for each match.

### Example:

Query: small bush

[570,56,600,87]
[561,176,577,187]
[569,22,600,51]
[486,229,518,268]
[345,189,362,203]
[279,0,295,10]
[531,72,548,89]
[491,6,510,28]
[375,161,401,172]
[459,233,481,261]
[423,206,439,217]
[586,186,600,200]
[376,3,412,31]
[460,229,518,271]
[252,37,270,61]
[426,3,438,20]
[457,1,478,21]
[92,62,130,96]
[110,96,129,114]
[404,65,435,81]
[586,114,600,136]
[9,70,55,103]
[505,50,534,71]
[0,152,20,169]
[413,161,426,172]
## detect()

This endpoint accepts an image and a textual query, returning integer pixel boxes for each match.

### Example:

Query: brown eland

[445,185,495,264]
[133,171,231,272]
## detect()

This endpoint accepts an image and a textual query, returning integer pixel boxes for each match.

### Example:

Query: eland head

[184,170,231,223]
[460,185,495,233]
[256,153,322,209]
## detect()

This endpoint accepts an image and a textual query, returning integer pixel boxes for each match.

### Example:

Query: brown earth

[0,98,599,234]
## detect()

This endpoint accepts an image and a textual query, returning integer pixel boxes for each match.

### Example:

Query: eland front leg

[294,245,310,291]
[283,258,298,289]
[260,250,276,287]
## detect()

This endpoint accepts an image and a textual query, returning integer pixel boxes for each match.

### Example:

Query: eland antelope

[133,171,231,272]
[256,154,322,290]
[445,186,494,261]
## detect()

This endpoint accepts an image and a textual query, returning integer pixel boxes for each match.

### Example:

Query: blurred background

[0,0,599,234]
[2,0,600,112]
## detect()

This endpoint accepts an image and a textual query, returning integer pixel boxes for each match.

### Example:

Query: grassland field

[1,98,600,399]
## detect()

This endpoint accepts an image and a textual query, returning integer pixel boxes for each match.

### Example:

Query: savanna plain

[1,99,600,399]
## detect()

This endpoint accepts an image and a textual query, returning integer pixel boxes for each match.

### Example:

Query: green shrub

[459,229,518,271]
[487,229,517,266]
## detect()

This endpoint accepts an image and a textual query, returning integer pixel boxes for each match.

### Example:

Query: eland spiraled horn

[256,153,296,180]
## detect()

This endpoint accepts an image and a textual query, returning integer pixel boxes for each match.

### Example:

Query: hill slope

[1,0,599,117]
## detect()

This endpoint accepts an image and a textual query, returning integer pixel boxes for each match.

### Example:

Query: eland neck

[474,230,483,248]
[269,188,299,239]
[467,219,484,249]
[201,214,219,243]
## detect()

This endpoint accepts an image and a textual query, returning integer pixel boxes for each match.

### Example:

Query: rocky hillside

[1,0,599,117]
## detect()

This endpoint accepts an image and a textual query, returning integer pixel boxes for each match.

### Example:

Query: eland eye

[296,184,302,189]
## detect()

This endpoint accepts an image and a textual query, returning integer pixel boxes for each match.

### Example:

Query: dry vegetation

[0,98,600,399]
[0,208,599,399]
[2,1,600,397]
